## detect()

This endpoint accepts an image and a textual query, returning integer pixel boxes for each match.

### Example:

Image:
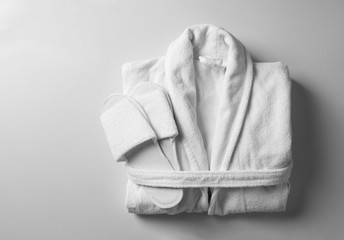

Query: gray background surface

[1,0,344,239]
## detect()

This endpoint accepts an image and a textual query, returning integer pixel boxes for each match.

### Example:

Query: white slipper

[100,88,183,209]
[128,82,180,170]
[100,95,156,162]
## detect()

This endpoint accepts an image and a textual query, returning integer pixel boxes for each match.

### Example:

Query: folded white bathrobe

[105,24,292,215]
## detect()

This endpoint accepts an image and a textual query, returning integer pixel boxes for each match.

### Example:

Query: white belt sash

[127,162,292,188]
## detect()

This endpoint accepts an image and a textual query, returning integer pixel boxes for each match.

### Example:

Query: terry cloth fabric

[128,82,180,170]
[128,82,178,141]
[104,24,293,215]
[100,95,157,162]
[101,84,184,209]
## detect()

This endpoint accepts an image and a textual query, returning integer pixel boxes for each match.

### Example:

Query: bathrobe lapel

[164,26,253,172]
[164,30,209,171]
[210,34,253,171]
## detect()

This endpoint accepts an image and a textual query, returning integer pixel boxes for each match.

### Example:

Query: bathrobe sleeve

[233,62,292,171]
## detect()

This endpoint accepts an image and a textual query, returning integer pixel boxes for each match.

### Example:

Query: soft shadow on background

[136,79,321,227]
[286,79,320,217]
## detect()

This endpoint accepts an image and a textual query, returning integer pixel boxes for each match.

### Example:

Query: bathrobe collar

[164,24,253,171]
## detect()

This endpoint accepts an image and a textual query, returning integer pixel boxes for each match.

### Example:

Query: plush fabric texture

[100,96,157,162]
[105,24,292,215]
[128,82,178,140]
